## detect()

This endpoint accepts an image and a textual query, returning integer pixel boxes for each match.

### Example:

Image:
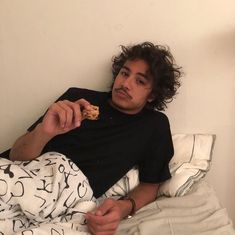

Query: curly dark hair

[111,42,182,111]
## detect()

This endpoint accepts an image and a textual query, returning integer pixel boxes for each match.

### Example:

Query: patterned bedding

[0,151,234,235]
[0,152,97,235]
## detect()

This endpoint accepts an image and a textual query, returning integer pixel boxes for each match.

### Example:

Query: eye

[136,77,146,86]
[120,71,129,77]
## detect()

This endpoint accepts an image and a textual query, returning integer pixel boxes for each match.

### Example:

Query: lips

[115,88,132,99]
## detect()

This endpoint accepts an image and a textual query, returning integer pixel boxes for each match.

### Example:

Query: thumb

[95,199,113,216]
[75,98,91,109]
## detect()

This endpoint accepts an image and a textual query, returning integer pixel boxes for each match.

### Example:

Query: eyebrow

[122,66,149,80]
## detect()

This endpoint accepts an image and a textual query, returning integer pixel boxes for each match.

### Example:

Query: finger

[86,209,119,225]
[63,100,82,127]
[56,101,74,128]
[96,199,115,216]
[75,99,91,122]
[48,102,67,128]
[75,98,91,110]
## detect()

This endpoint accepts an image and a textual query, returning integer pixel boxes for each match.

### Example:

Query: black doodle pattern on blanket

[0,152,96,234]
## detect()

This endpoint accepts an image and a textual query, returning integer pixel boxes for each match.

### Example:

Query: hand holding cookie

[41,98,99,138]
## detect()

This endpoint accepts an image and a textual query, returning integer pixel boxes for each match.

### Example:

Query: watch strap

[119,196,136,218]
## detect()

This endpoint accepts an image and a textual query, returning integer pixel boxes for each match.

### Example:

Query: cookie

[82,105,99,120]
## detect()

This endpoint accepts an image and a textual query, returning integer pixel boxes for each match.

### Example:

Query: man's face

[111,59,154,114]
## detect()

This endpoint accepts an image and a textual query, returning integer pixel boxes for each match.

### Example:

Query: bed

[116,180,234,235]
[0,134,234,235]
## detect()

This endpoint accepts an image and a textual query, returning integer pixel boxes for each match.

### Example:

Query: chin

[111,99,129,111]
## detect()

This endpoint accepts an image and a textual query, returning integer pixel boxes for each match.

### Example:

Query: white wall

[1,0,235,224]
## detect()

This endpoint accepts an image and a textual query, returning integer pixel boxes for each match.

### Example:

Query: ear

[147,93,155,103]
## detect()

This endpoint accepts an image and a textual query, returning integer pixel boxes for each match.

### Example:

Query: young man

[9,42,181,235]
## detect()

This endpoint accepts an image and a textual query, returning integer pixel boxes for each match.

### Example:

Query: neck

[108,99,144,115]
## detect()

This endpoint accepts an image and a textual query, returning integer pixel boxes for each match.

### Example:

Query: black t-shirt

[28,88,174,198]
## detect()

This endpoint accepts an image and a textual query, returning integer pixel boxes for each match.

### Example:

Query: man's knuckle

[113,213,120,221]
[78,98,89,105]
[58,108,65,115]
[96,225,103,231]
[75,104,82,112]
[50,103,57,110]
[66,107,73,114]
[62,99,69,103]
[57,100,64,105]
[110,223,118,230]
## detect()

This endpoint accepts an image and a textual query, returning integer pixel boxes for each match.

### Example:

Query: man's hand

[85,199,126,235]
[85,183,159,235]
[9,98,92,161]
[41,98,91,137]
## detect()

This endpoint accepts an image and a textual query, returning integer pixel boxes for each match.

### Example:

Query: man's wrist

[36,123,56,140]
[118,196,136,219]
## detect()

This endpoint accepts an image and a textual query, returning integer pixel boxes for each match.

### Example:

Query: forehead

[122,59,150,72]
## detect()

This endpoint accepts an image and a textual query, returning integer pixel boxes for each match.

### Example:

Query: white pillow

[100,133,215,199]
[158,133,215,196]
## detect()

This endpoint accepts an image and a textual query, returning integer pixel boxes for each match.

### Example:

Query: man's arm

[9,124,54,161]
[86,182,159,235]
[10,99,91,161]
[117,182,159,218]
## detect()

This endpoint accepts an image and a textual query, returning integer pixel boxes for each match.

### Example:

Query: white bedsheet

[116,180,235,235]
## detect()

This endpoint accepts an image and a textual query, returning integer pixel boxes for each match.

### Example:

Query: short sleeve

[139,114,174,184]
[27,87,85,132]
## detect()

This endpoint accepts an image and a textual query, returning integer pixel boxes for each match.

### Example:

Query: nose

[122,76,133,90]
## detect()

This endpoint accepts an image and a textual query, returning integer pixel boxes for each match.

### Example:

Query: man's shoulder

[145,109,169,121]
[66,87,108,96]
[143,109,170,129]
[62,87,109,101]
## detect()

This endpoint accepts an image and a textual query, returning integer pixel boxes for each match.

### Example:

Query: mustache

[114,87,132,99]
